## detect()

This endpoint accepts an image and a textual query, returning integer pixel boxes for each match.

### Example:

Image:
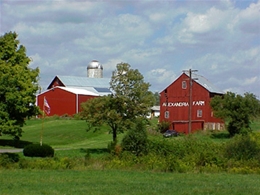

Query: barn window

[164,111,169,119]
[182,81,187,89]
[197,109,202,117]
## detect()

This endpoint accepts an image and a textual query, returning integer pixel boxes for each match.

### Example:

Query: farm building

[160,71,224,134]
[37,60,111,116]
[147,106,160,119]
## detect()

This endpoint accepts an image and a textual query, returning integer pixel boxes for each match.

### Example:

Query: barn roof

[161,72,223,94]
[151,106,160,111]
[191,73,223,94]
[48,75,110,89]
[58,87,100,96]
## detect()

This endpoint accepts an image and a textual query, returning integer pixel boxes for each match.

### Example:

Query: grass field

[1,117,260,195]
[0,118,119,150]
[1,117,259,149]
[1,169,260,195]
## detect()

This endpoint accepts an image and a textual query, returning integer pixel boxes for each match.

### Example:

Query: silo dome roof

[87,60,103,69]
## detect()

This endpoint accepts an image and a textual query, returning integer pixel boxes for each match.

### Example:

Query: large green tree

[0,32,40,138]
[210,92,260,136]
[81,62,155,142]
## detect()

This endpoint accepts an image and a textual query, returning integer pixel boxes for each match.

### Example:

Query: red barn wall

[160,73,223,133]
[37,88,98,116]
[78,94,97,112]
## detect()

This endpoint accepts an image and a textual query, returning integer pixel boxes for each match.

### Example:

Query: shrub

[157,120,170,133]
[23,143,54,157]
[147,139,174,157]
[224,134,260,160]
[121,119,148,156]
[0,153,20,168]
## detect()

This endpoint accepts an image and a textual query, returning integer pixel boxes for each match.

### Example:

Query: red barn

[37,75,111,116]
[160,72,224,134]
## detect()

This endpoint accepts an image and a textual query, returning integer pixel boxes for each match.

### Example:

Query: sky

[1,0,260,98]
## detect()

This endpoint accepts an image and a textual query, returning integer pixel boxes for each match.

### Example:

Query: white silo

[87,60,103,78]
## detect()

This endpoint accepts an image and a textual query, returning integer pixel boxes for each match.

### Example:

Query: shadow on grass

[80,148,108,155]
[0,139,33,148]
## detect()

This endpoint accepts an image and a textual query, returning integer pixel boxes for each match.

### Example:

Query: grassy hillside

[0,118,120,149]
[1,116,259,150]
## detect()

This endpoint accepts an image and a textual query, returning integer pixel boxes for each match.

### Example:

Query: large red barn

[160,72,224,134]
[37,75,111,116]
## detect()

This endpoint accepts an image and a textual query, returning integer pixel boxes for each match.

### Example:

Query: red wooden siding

[37,88,97,116]
[160,73,224,133]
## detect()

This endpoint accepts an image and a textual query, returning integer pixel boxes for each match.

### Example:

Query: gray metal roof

[58,87,99,96]
[151,106,160,111]
[190,73,223,94]
[57,75,110,88]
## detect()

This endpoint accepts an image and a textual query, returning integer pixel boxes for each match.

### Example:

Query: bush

[23,143,54,157]
[121,119,148,156]
[157,121,170,133]
[224,134,260,160]
[0,153,20,168]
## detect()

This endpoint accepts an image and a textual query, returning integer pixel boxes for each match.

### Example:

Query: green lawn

[0,169,260,195]
[0,118,119,149]
[1,117,259,152]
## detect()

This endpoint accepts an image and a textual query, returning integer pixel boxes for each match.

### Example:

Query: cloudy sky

[1,0,260,97]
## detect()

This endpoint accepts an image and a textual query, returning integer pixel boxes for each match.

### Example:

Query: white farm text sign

[162,101,205,107]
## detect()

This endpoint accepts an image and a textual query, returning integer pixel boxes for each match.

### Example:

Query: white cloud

[1,0,260,97]
[183,8,225,34]
[146,69,176,84]
[232,1,260,34]
[243,76,258,85]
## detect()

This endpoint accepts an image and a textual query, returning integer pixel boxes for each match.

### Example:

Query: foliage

[0,32,40,138]
[110,62,155,119]
[107,139,122,156]
[153,92,160,106]
[157,120,170,133]
[224,134,260,160]
[23,143,54,157]
[210,92,260,136]
[0,153,20,168]
[81,62,155,141]
[121,118,149,156]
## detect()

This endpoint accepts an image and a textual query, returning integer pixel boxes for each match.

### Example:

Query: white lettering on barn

[162,101,205,107]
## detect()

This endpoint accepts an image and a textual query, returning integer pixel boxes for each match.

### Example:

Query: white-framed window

[182,81,187,89]
[164,111,169,119]
[197,109,202,117]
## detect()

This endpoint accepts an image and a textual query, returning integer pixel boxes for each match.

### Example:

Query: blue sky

[1,0,260,98]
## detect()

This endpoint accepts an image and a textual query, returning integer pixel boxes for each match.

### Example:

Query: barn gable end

[160,72,224,133]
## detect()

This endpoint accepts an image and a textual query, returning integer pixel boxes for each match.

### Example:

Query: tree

[0,32,40,138]
[210,92,260,136]
[80,62,155,142]
[110,62,155,119]
[153,92,160,106]
[81,95,126,142]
